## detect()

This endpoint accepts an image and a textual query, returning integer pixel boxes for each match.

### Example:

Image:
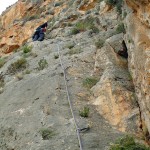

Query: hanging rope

[57,44,83,150]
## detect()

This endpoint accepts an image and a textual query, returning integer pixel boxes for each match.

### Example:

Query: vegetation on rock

[38,58,48,70]
[40,128,56,140]
[95,39,105,49]
[22,45,32,53]
[83,77,98,89]
[0,58,6,68]
[7,58,27,74]
[79,107,90,118]
[106,0,123,14]
[110,135,150,150]
[0,73,4,88]
[71,17,99,34]
[54,54,59,59]
[67,47,82,55]
[116,23,126,34]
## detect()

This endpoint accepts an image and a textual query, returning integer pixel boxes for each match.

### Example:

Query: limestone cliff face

[0,0,66,55]
[0,0,149,147]
[0,0,104,56]
[0,0,141,132]
[125,0,150,134]
[126,0,150,27]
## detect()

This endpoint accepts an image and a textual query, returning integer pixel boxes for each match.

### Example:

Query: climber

[32,22,48,41]
[117,40,128,58]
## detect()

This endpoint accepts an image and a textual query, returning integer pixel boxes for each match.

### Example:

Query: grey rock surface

[0,0,140,149]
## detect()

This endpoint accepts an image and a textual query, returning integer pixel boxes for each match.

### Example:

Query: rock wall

[125,0,150,134]
[92,40,139,132]
[0,0,149,139]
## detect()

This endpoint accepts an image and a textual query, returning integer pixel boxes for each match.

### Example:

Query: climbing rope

[57,44,83,150]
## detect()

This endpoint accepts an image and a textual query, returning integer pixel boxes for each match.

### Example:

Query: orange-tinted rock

[79,0,97,12]
[0,0,65,56]
[125,0,150,134]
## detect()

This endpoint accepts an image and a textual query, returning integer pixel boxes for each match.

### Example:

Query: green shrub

[116,4,122,14]
[106,0,123,14]
[54,54,59,59]
[123,11,127,18]
[75,20,93,31]
[24,70,31,74]
[75,21,88,32]
[67,47,82,55]
[38,58,48,70]
[79,107,90,118]
[22,45,32,53]
[116,23,125,34]
[67,44,75,49]
[91,26,99,33]
[83,77,98,88]
[0,58,6,68]
[106,0,116,6]
[7,58,27,74]
[67,23,72,27]
[40,128,56,140]
[70,28,80,35]
[110,135,150,150]
[70,17,99,34]
[0,73,4,88]
[95,39,105,49]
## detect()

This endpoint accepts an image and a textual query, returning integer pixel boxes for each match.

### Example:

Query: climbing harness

[57,44,83,150]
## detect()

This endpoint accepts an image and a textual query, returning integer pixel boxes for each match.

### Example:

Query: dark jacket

[36,22,48,31]
[32,28,45,41]
[32,22,47,41]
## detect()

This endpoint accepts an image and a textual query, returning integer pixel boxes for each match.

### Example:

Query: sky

[0,0,18,15]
